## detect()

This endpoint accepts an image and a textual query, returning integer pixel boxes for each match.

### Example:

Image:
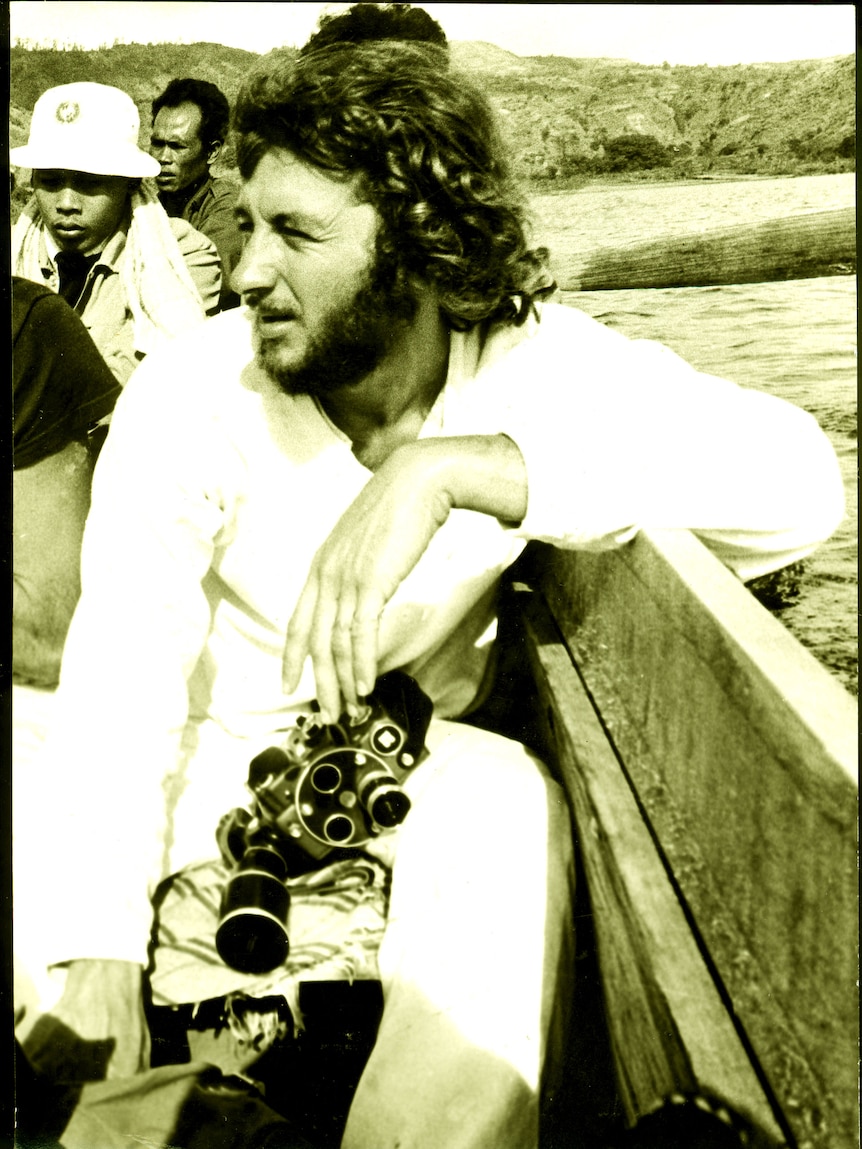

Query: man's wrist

[395,435,528,523]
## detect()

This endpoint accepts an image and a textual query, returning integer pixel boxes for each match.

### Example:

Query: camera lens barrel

[216,844,291,974]
[361,776,412,829]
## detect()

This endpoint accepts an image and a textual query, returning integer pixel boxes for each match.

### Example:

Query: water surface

[530,174,857,693]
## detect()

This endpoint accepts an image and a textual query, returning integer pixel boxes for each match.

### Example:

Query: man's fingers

[282,578,319,693]
[351,596,384,699]
[284,557,387,717]
[332,596,360,713]
[306,589,342,722]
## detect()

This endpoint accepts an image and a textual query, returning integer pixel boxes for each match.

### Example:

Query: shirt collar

[163,172,213,216]
[42,219,128,272]
[186,172,213,206]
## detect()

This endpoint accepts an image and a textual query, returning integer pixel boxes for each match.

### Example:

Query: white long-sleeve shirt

[30,302,843,966]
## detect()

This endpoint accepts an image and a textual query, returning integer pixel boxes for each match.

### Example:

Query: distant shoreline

[530,171,851,196]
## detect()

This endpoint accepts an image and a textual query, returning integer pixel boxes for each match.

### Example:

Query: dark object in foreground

[614,1091,777,1148]
[149,981,385,1149]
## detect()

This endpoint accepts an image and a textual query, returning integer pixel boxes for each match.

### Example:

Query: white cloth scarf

[11,178,207,357]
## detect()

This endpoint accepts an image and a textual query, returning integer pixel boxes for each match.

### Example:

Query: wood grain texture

[556,208,856,290]
[519,531,857,1149]
[516,583,785,1143]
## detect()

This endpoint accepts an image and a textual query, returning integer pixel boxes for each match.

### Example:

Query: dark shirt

[13,277,122,468]
[54,250,101,307]
[160,172,241,311]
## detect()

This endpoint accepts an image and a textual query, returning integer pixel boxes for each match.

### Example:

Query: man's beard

[257,242,419,398]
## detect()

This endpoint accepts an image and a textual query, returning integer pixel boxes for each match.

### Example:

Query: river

[530,173,857,694]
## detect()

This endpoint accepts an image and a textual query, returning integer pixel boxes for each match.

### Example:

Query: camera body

[215,671,433,973]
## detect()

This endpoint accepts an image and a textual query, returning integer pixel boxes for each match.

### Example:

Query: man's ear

[207,140,223,166]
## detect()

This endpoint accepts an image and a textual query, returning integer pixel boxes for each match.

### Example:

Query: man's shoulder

[12,279,103,365]
[208,174,240,201]
[161,305,250,363]
[12,277,57,336]
[116,309,273,445]
[167,216,218,256]
[195,174,240,219]
[482,301,630,365]
[483,301,717,399]
[129,308,253,395]
[531,300,626,344]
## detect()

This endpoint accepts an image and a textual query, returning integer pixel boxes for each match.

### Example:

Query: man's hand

[283,441,454,720]
[282,435,529,720]
[21,959,150,1083]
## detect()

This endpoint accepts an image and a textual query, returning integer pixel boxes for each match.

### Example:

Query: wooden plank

[515,583,786,1144]
[529,531,858,1149]
[556,208,856,290]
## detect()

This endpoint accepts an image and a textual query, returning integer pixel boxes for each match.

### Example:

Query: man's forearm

[393,434,529,525]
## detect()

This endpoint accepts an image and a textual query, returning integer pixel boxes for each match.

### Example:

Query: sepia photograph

[9,4,857,1147]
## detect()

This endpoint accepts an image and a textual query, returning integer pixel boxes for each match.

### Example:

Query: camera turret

[215,671,433,973]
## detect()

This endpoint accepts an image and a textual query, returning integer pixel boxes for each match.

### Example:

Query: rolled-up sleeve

[455,304,844,580]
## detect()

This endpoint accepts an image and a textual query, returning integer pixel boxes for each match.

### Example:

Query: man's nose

[231,231,281,297]
[55,187,81,212]
[152,144,172,166]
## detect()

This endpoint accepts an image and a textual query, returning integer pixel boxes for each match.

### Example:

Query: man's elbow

[757,403,847,563]
[793,417,846,550]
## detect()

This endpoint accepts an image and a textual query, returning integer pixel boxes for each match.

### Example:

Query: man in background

[151,77,242,311]
[11,82,221,385]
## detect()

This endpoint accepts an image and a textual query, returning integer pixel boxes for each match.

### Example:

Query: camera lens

[216,844,291,974]
[361,777,411,829]
[323,814,355,843]
[311,763,341,794]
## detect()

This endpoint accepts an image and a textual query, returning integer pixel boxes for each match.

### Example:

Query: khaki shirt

[166,174,242,310]
[37,218,221,385]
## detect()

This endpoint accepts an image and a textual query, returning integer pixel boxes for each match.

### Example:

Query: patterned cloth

[11,178,208,358]
[151,853,390,1030]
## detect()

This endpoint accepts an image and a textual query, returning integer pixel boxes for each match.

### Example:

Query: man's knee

[410,718,570,846]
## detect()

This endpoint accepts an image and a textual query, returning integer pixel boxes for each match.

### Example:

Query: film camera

[215,670,433,974]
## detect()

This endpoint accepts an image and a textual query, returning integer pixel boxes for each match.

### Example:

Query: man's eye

[279,225,315,242]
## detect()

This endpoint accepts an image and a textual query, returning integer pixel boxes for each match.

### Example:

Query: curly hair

[301,2,448,55]
[234,41,553,330]
[152,78,230,150]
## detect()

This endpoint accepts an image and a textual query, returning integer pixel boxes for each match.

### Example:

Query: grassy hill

[10,41,855,187]
[450,42,855,182]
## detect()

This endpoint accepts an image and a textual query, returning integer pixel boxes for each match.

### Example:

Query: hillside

[450,43,855,181]
[10,41,855,186]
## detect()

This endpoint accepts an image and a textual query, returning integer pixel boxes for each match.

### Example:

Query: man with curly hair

[301,1,448,54]
[17,37,842,1149]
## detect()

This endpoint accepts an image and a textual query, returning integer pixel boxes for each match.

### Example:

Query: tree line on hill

[10,41,856,191]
